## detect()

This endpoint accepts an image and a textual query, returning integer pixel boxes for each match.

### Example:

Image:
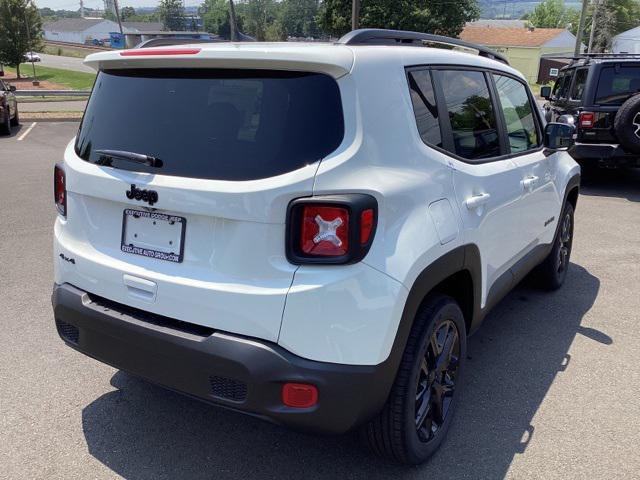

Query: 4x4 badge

[126,184,158,206]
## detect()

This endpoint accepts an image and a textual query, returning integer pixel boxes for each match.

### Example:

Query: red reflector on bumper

[282,383,318,408]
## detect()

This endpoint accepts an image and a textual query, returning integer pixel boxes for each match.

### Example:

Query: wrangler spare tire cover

[614,94,640,154]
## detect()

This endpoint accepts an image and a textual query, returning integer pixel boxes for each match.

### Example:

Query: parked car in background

[542,53,640,168]
[24,52,41,62]
[0,79,19,135]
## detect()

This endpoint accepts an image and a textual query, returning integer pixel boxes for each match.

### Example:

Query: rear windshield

[75,69,344,181]
[595,65,640,105]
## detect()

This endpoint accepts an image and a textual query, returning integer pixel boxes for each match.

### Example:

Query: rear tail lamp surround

[286,194,378,265]
[54,164,66,217]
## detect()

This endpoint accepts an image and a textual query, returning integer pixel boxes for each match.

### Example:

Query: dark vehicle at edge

[541,53,640,169]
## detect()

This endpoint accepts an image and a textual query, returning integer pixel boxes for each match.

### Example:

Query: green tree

[239,0,280,41]
[120,6,136,20]
[526,0,579,29]
[0,0,43,78]
[318,0,479,38]
[279,0,319,38]
[200,0,244,38]
[158,0,185,31]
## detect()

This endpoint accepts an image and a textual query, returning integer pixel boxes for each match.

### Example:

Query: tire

[362,294,467,464]
[1,108,11,135]
[10,105,18,126]
[535,202,574,290]
[614,94,640,154]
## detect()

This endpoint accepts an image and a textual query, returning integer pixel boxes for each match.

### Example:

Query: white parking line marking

[17,122,37,141]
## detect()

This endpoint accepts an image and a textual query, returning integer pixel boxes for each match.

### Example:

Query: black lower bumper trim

[51,283,395,434]
[569,143,640,166]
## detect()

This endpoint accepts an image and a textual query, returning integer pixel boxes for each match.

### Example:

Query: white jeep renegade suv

[52,29,580,464]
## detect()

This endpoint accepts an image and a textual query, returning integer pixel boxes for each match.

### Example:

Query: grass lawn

[5,64,96,90]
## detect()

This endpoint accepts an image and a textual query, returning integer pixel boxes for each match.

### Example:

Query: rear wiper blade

[94,149,163,168]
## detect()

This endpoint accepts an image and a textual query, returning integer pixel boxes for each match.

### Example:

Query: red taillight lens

[300,206,349,256]
[282,383,318,408]
[54,164,66,217]
[360,209,374,244]
[579,111,595,128]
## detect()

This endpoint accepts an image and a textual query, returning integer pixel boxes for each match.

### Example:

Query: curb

[20,117,81,123]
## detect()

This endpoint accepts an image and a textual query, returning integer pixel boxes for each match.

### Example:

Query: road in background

[1,122,639,479]
[33,52,96,73]
[18,100,87,112]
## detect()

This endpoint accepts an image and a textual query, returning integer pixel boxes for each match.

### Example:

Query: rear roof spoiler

[338,29,509,65]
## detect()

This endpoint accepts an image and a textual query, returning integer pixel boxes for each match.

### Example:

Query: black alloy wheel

[556,208,573,276]
[415,319,460,442]
[363,294,467,464]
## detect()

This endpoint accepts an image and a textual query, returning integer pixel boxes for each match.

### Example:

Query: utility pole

[80,0,84,18]
[229,0,238,41]
[588,0,599,53]
[351,0,360,31]
[574,0,589,56]
[113,0,124,35]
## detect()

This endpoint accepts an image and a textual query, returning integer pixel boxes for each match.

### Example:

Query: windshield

[595,65,640,105]
[76,69,344,181]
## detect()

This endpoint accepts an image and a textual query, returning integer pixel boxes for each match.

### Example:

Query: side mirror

[544,122,575,150]
[9,85,16,92]
[540,85,552,100]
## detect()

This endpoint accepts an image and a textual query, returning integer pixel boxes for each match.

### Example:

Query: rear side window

[76,69,344,181]
[407,70,442,148]
[439,70,500,160]
[571,69,588,100]
[595,65,640,105]
[493,75,540,153]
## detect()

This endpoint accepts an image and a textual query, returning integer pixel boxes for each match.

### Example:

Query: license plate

[121,209,186,263]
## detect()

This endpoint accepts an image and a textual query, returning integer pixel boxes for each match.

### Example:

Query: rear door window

[571,68,588,100]
[493,74,541,153]
[595,65,640,105]
[76,69,344,181]
[439,69,501,160]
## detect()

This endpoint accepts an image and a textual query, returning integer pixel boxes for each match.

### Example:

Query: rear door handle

[522,176,539,191]
[464,193,491,210]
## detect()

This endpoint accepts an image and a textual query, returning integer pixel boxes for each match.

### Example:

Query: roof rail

[337,29,509,65]
[543,52,640,64]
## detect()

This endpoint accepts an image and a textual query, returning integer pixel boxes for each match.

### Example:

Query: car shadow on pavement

[81,263,603,480]
[4,123,24,139]
[579,167,640,202]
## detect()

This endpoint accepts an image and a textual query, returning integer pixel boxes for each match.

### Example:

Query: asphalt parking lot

[1,122,639,479]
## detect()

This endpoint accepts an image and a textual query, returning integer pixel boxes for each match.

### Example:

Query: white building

[612,26,640,53]
[43,18,163,45]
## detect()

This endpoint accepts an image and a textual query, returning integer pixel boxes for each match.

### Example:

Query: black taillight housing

[54,164,66,217]
[286,194,378,265]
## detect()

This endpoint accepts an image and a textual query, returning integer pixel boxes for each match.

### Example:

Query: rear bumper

[52,283,395,434]
[569,143,640,166]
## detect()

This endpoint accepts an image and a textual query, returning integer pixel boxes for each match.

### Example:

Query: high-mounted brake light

[54,164,66,217]
[287,194,378,265]
[579,111,595,128]
[120,48,201,57]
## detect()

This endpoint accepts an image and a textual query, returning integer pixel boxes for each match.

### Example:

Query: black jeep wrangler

[541,54,640,168]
